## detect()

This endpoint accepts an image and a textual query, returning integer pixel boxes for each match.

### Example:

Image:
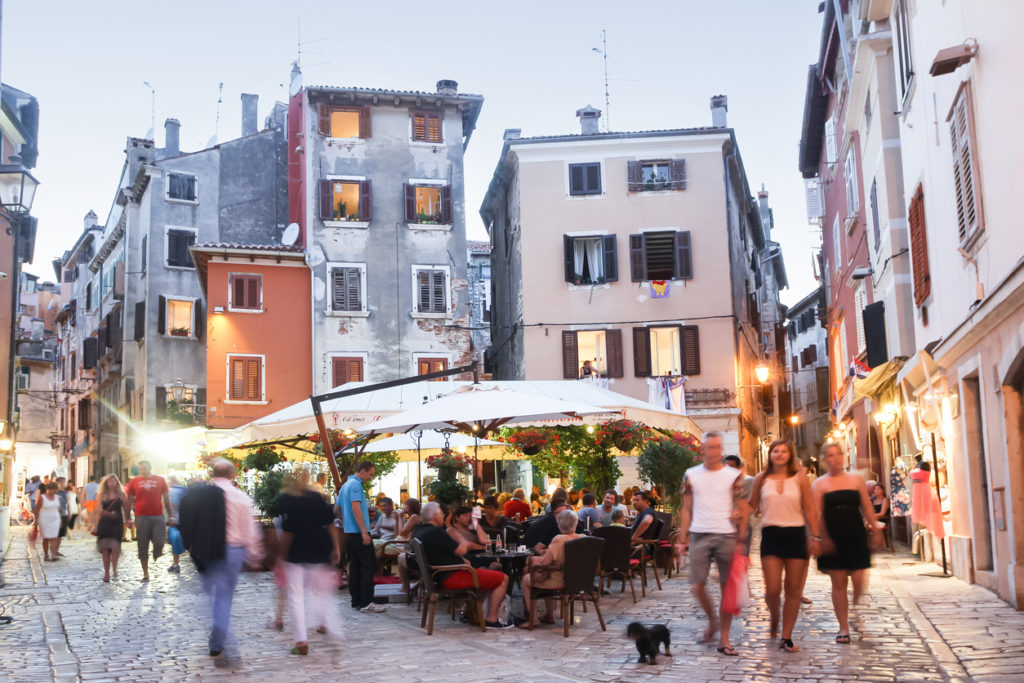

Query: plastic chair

[527,536,607,637]
[593,525,638,603]
[410,538,486,635]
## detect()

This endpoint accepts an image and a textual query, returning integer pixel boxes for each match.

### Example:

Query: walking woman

[95,474,129,582]
[65,483,80,541]
[33,482,63,561]
[743,440,820,652]
[812,443,882,643]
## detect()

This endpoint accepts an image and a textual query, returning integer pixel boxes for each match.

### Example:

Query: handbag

[721,552,750,616]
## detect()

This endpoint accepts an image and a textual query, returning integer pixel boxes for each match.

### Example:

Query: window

[563,235,617,284]
[85,281,93,310]
[824,116,837,164]
[844,146,859,216]
[228,355,264,402]
[568,163,601,196]
[417,357,448,379]
[627,159,686,192]
[413,267,448,315]
[869,178,880,252]
[77,397,92,430]
[140,235,147,273]
[16,366,29,391]
[628,230,692,281]
[894,0,914,100]
[948,82,983,246]
[560,329,623,379]
[318,179,372,223]
[410,110,442,143]
[229,274,262,311]
[318,105,371,139]
[864,93,873,130]
[331,356,364,388]
[329,264,365,314]
[908,185,931,306]
[632,325,700,377]
[101,247,124,298]
[166,172,198,202]
[832,215,842,272]
[166,298,194,337]
[166,228,196,268]
[403,183,452,225]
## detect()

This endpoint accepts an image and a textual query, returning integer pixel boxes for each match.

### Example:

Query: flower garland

[594,419,651,452]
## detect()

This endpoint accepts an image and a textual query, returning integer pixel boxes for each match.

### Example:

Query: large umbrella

[359,432,507,459]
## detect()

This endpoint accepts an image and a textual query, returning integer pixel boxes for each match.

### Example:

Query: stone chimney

[164,118,180,156]
[241,93,259,136]
[576,105,602,135]
[710,95,728,128]
[84,210,98,230]
[436,79,459,95]
[503,128,521,141]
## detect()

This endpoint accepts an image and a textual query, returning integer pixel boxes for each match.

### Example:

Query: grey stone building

[786,288,830,468]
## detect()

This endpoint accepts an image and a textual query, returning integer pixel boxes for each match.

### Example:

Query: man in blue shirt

[339,461,384,613]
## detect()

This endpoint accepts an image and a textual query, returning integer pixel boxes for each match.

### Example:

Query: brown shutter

[245,357,261,401]
[193,298,204,341]
[416,270,430,312]
[627,161,642,191]
[602,234,618,282]
[569,165,585,195]
[157,295,166,334]
[632,327,651,377]
[359,180,373,222]
[675,231,693,279]
[563,236,575,282]
[231,275,243,308]
[319,179,334,220]
[247,275,260,310]
[816,366,830,412]
[629,234,645,282]
[792,355,799,371]
[808,345,818,364]
[359,106,371,139]
[155,387,166,418]
[908,185,931,306]
[411,111,426,141]
[82,337,98,368]
[404,184,417,222]
[670,158,687,190]
[427,113,442,143]
[800,348,808,367]
[431,270,446,313]
[679,325,701,375]
[230,358,244,399]
[440,185,453,224]
[606,329,623,377]
[318,104,331,135]
[561,331,579,379]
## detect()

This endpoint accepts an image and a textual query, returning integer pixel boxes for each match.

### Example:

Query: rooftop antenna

[142,81,156,139]
[592,29,610,132]
[214,82,223,140]
[296,18,330,71]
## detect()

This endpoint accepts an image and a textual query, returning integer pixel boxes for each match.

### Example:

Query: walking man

[167,475,188,573]
[677,432,746,656]
[82,475,99,530]
[126,460,171,582]
[340,460,384,613]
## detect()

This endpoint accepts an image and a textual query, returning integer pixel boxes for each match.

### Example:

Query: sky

[3,0,825,306]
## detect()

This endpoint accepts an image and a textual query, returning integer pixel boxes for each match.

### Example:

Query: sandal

[315,626,327,634]
[290,643,308,656]
[835,633,851,644]
[779,638,800,652]
[800,596,813,604]
[698,621,720,644]
[717,646,739,656]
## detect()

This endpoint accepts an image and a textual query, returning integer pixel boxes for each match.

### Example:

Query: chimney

[436,79,459,95]
[576,105,602,135]
[710,95,728,128]
[84,210,98,230]
[164,118,180,156]
[503,128,521,141]
[241,93,259,136]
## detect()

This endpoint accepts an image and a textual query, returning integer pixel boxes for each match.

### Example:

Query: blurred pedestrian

[54,476,69,557]
[65,483,80,541]
[33,482,62,561]
[167,475,188,573]
[95,475,128,581]
[82,475,99,530]
[125,460,171,582]
[339,460,383,613]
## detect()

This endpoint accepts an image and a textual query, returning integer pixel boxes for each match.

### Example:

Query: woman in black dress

[95,474,129,583]
[812,444,882,643]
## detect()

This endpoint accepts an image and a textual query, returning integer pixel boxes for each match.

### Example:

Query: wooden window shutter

[245,357,262,401]
[440,185,453,225]
[569,164,585,195]
[134,300,146,341]
[908,186,931,306]
[193,298,205,341]
[800,348,808,367]
[416,270,430,312]
[359,106,372,139]
[863,301,888,368]
[679,325,701,375]
[83,337,97,368]
[606,329,624,378]
[344,268,361,311]
[319,179,334,220]
[792,355,799,371]
[404,184,417,222]
[816,366,831,412]
[629,234,645,282]
[411,111,426,141]
[318,104,331,135]
[626,161,642,191]
[332,357,364,387]
[632,327,651,377]
[808,345,818,364]
[949,84,982,243]
[585,163,601,194]
[431,270,446,313]
[674,231,693,279]
[561,331,579,379]
[428,113,442,143]
[230,358,244,399]
[155,387,166,418]
[670,159,687,190]
[247,275,260,310]
[359,180,373,222]
[563,235,575,283]
[231,274,244,308]
[602,234,618,282]
[157,295,166,334]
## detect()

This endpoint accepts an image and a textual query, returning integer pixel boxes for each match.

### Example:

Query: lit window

[576,330,607,377]
[411,111,442,143]
[331,182,360,221]
[330,110,359,138]
[167,299,193,337]
[416,186,441,222]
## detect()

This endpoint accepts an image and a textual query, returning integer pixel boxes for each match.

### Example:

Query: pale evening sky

[5,0,824,307]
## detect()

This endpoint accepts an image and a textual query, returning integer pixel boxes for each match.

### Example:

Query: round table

[475,550,534,592]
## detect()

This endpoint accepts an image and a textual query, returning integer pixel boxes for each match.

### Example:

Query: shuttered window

[229,274,262,311]
[410,110,443,143]
[404,184,451,224]
[330,266,364,313]
[844,147,860,215]
[562,235,617,284]
[331,356,364,388]
[228,355,263,402]
[633,325,701,376]
[628,231,693,281]
[816,366,831,412]
[417,357,448,379]
[627,159,686,192]
[166,228,196,268]
[561,329,624,379]
[318,105,371,139]
[415,268,447,314]
[908,185,931,306]
[568,163,602,196]
[167,173,198,202]
[319,179,372,222]
[948,82,983,245]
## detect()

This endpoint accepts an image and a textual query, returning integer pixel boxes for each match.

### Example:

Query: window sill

[407,223,452,232]
[566,193,605,200]
[409,140,446,149]
[163,333,196,340]
[164,264,196,272]
[410,311,449,320]
[165,198,199,206]
[323,220,370,229]
[568,283,611,291]
[631,188,682,196]
[326,137,366,145]
[224,399,268,405]
[227,307,263,314]
[327,310,370,318]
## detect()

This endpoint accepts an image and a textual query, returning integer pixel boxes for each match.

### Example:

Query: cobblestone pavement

[2,526,1023,682]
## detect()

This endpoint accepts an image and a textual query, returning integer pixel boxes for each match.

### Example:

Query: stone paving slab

[1,525,1022,681]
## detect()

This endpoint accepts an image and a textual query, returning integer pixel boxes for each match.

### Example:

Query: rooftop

[467,240,490,254]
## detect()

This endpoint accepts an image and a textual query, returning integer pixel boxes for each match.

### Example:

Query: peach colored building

[192,244,311,429]
[481,101,787,466]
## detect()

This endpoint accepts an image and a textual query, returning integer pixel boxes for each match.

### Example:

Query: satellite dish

[282,223,300,246]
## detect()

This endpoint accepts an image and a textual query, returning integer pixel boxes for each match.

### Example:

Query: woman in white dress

[34,482,63,561]
[65,483,80,541]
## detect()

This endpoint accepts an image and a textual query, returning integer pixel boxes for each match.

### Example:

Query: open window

[157,295,203,340]
[628,230,692,281]
[563,235,617,285]
[319,179,372,223]
[318,105,371,139]
[632,325,700,377]
[417,357,449,379]
[404,183,452,225]
[560,329,623,379]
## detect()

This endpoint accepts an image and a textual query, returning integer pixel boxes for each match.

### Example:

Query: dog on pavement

[627,622,672,665]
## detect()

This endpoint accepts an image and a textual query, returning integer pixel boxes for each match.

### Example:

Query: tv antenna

[142,81,156,139]
[214,82,223,140]
[592,29,610,131]
[296,18,330,70]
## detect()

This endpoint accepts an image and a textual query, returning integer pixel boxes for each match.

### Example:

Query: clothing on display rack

[889,459,911,517]
[909,467,945,539]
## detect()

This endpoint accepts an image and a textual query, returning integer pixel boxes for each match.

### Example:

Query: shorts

[168,525,186,556]
[760,525,809,560]
[688,532,736,585]
[442,567,506,592]
[134,515,166,561]
[84,500,97,513]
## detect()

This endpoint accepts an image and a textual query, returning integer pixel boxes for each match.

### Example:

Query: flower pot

[437,465,458,481]
[613,435,638,452]
[521,445,541,456]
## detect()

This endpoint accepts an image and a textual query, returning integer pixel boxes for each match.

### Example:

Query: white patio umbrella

[359,431,506,458]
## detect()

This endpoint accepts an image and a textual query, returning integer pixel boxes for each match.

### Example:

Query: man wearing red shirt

[503,488,532,522]
[126,460,172,582]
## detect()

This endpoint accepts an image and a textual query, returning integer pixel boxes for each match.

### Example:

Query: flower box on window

[169,326,190,337]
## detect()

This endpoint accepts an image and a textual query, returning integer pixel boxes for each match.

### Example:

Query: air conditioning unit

[805,179,824,223]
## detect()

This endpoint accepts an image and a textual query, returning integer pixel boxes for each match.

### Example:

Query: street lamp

[0,162,40,219]
[754,363,771,384]
[789,414,800,426]
[169,378,187,403]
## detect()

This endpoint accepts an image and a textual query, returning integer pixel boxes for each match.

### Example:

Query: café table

[475,549,534,593]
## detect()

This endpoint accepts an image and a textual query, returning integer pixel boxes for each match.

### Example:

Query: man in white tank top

[677,432,745,656]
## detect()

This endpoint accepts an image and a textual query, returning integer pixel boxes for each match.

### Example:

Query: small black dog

[627,622,672,665]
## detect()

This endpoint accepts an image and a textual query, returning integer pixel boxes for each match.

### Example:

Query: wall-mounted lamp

[754,363,770,384]
[789,415,800,425]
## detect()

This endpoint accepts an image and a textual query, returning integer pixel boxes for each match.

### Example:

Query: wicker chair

[410,538,486,635]
[652,511,679,578]
[592,525,639,603]
[526,536,607,637]
[631,516,664,596]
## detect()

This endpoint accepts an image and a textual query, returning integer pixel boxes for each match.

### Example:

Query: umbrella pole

[314,410,342,491]
[417,432,422,500]
[474,436,479,495]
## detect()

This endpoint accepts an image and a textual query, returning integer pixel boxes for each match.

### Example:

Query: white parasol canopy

[358,431,510,461]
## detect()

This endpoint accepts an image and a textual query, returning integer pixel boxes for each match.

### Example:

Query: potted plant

[245,444,285,472]
[335,201,347,220]
[169,326,190,337]
[595,419,651,453]
[308,429,352,455]
[426,448,473,505]
[502,428,552,456]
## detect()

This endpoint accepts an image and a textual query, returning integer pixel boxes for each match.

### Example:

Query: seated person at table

[545,488,568,513]
[370,497,403,558]
[414,502,513,629]
[599,489,629,526]
[530,486,543,514]
[610,509,627,527]
[396,498,421,591]
[519,509,583,629]
[497,492,512,508]
[577,493,602,530]
[503,489,532,522]
[630,490,658,543]
[524,498,585,551]
[480,496,508,534]
[449,505,502,570]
